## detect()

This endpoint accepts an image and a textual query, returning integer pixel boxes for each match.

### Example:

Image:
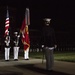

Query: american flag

[4,8,10,36]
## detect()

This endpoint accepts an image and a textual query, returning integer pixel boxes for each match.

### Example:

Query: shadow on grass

[0,71,23,75]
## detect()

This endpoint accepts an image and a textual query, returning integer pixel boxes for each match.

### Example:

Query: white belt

[46,47,55,50]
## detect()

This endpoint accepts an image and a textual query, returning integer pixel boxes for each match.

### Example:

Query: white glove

[18,35,20,38]
[42,45,44,48]
[22,34,25,38]
[55,45,57,48]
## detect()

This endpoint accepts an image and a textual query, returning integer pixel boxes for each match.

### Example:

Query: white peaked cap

[7,31,9,35]
[14,32,18,34]
[44,18,51,22]
[7,31,9,33]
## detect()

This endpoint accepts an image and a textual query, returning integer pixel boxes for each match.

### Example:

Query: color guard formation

[4,7,30,61]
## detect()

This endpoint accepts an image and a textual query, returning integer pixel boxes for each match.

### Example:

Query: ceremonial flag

[4,8,10,36]
[20,8,30,51]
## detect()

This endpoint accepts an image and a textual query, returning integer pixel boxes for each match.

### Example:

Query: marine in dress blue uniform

[42,18,57,70]
[13,32,20,61]
[4,32,10,61]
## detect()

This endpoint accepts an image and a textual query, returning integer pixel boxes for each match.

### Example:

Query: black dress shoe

[5,60,9,61]
[14,59,18,61]
[25,59,29,60]
[46,69,53,72]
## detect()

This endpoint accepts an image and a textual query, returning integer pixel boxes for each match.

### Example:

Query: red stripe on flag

[4,9,10,37]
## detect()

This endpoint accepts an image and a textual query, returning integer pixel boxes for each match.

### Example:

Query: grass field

[29,51,75,62]
[54,51,75,62]
[0,51,75,62]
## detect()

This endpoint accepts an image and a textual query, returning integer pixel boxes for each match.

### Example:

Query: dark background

[0,0,75,48]
[0,0,75,31]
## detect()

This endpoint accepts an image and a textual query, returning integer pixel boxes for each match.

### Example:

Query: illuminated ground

[0,57,75,75]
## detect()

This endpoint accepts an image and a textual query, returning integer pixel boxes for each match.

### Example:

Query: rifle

[42,47,45,64]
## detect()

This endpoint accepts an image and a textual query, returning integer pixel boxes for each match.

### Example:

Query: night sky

[0,0,75,36]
